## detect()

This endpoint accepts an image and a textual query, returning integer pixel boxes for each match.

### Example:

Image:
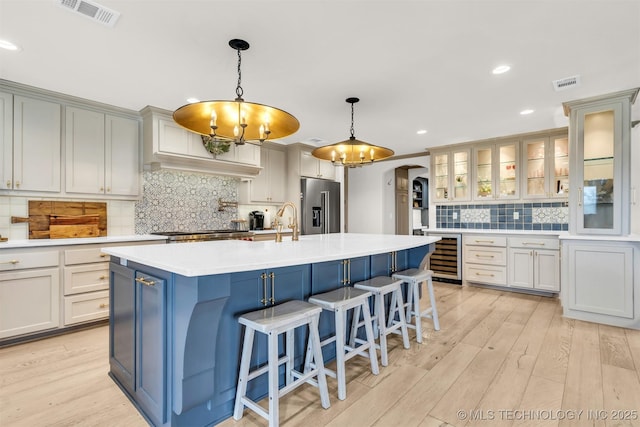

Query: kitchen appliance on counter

[151,230,254,243]
[301,177,340,235]
[249,211,265,230]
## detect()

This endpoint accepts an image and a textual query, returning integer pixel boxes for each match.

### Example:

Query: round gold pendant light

[312,97,394,167]
[173,39,300,145]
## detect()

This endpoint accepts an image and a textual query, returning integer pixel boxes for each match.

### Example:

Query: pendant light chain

[350,102,356,139]
[235,48,244,100]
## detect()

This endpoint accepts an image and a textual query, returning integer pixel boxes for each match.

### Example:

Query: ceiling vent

[552,75,581,92]
[56,0,121,27]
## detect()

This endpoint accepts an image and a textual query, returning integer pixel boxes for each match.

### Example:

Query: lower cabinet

[508,237,560,292]
[0,249,60,339]
[370,250,408,277]
[463,234,560,293]
[110,262,167,426]
[562,239,638,328]
[463,235,508,286]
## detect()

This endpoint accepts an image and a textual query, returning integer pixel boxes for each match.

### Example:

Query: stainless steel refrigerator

[301,177,341,234]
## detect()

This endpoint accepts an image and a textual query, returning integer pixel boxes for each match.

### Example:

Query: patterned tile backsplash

[436,202,569,231]
[135,170,240,234]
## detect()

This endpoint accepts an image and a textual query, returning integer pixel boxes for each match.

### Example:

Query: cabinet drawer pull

[260,272,268,306]
[475,272,495,277]
[475,254,495,258]
[475,239,494,244]
[99,303,109,309]
[100,254,108,258]
[135,277,156,286]
[99,275,108,280]
[0,259,20,265]
[522,242,545,246]
[269,272,275,304]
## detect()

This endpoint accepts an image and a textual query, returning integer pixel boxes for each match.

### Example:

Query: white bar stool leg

[426,276,440,331]
[412,281,423,343]
[395,288,410,350]
[376,290,390,366]
[286,329,294,385]
[309,315,331,409]
[233,327,254,420]
[334,308,347,400]
[268,330,279,427]
[361,302,379,375]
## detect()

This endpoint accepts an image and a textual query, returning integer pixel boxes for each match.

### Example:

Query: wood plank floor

[2,283,640,427]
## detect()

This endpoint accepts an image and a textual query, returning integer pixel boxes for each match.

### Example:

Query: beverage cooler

[426,233,462,284]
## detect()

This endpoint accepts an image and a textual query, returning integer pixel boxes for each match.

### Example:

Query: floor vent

[552,75,581,91]
[56,0,120,27]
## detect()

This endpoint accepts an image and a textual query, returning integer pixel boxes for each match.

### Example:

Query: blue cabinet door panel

[109,262,135,395]
[135,270,167,426]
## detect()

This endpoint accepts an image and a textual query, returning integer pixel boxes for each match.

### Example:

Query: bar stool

[307,287,379,400]
[392,268,440,344]
[353,276,410,366]
[233,300,330,427]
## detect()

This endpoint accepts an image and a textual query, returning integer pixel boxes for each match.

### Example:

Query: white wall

[347,156,429,234]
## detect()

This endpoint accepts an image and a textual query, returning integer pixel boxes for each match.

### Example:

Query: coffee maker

[249,211,264,230]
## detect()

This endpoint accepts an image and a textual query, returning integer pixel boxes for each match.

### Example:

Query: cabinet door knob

[15,181,20,188]
[6,180,10,188]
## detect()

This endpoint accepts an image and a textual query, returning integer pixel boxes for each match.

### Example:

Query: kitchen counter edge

[0,235,168,249]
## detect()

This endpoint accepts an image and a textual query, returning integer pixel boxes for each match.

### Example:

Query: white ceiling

[1,0,639,156]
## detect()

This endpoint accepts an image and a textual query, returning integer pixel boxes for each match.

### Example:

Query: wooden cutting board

[49,214,100,239]
[11,201,107,239]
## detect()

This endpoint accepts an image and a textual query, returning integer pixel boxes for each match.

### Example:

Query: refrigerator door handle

[320,191,330,234]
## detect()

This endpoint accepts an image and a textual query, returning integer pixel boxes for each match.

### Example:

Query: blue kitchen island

[102,233,440,426]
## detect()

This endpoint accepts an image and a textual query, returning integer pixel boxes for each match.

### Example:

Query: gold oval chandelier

[173,39,300,146]
[312,97,394,167]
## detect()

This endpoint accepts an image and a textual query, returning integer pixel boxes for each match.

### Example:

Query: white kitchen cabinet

[521,134,569,199]
[463,235,507,286]
[239,145,286,204]
[563,88,638,236]
[300,149,335,180]
[215,141,261,166]
[562,240,636,327]
[1,94,61,192]
[431,148,470,202]
[0,249,60,339]
[141,106,261,177]
[65,107,141,197]
[508,236,559,292]
[473,141,519,201]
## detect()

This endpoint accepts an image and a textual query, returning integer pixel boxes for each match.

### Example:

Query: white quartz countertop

[0,234,167,249]
[558,233,640,242]
[102,233,441,277]
[424,228,568,236]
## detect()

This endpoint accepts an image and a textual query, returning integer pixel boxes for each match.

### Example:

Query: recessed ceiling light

[492,65,511,75]
[520,109,534,115]
[186,97,200,103]
[0,39,21,51]
[416,129,428,135]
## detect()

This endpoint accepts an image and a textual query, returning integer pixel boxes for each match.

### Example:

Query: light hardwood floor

[2,283,640,427]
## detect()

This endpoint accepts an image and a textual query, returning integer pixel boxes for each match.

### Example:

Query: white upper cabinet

[240,145,286,204]
[473,141,519,201]
[65,106,140,197]
[2,94,61,193]
[141,106,261,177]
[564,88,638,235]
[431,148,470,203]
[300,150,335,181]
[521,134,569,199]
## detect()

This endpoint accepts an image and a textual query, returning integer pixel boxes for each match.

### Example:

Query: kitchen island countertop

[103,232,440,277]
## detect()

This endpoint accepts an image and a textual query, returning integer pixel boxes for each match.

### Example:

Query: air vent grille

[55,0,120,27]
[552,75,581,92]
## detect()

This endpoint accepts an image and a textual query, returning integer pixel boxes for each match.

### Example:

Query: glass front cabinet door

[521,134,569,199]
[564,88,638,235]
[473,142,519,200]
[431,149,470,202]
